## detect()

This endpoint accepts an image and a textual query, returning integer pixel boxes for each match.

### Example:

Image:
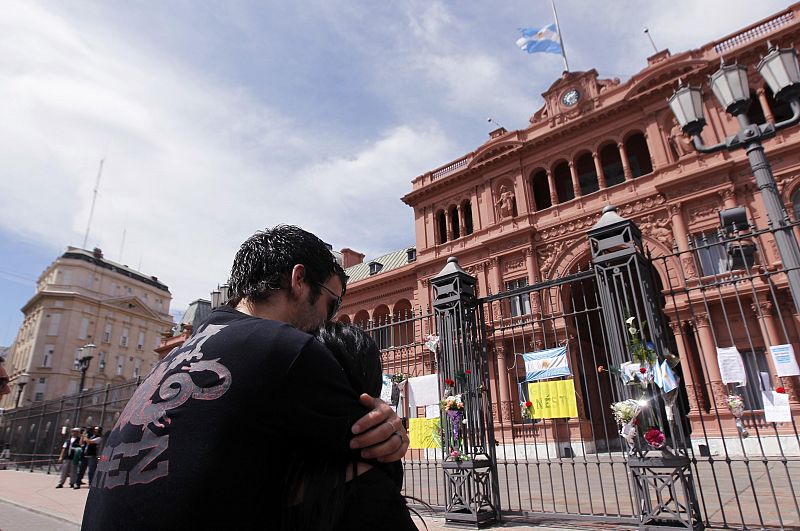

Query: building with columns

[0,247,174,410]
[337,5,800,443]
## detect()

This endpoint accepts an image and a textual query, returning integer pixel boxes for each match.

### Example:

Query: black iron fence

[0,379,140,472]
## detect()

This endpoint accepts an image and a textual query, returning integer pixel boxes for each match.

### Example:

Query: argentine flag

[517,23,563,55]
[522,346,571,382]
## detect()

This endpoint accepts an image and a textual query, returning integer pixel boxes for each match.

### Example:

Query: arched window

[372,305,391,349]
[353,310,370,329]
[792,188,800,221]
[625,133,653,177]
[531,169,551,210]
[436,210,447,244]
[765,85,793,122]
[337,314,351,325]
[392,299,414,347]
[600,143,624,187]
[575,152,598,195]
[552,161,574,203]
[449,206,460,239]
[746,90,766,124]
[462,201,474,235]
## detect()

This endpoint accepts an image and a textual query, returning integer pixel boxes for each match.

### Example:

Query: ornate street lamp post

[74,344,95,393]
[668,44,800,311]
[15,373,30,408]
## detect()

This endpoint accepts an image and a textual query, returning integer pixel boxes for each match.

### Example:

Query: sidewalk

[0,469,597,530]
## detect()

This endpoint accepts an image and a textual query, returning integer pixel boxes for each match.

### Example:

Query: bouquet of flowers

[626,317,657,365]
[726,394,749,438]
[441,394,464,411]
[390,372,407,384]
[726,395,745,418]
[520,400,533,420]
[449,449,471,462]
[644,427,666,449]
[611,399,640,425]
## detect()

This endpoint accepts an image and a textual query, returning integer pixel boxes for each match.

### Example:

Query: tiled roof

[345,247,414,284]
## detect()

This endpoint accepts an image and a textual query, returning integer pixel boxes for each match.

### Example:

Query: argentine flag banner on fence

[516,23,563,55]
[523,346,571,382]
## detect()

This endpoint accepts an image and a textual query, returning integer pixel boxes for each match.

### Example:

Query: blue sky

[0,0,789,345]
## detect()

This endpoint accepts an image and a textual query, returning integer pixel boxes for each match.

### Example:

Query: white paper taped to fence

[407,374,440,409]
[762,390,791,423]
[769,344,800,377]
[425,404,441,418]
[522,346,571,382]
[717,346,747,385]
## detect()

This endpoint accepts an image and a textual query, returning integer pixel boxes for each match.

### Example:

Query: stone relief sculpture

[495,185,516,219]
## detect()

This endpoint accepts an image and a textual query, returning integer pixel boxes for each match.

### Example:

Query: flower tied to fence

[441,393,468,461]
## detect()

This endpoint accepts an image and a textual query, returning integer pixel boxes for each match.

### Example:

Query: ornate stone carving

[681,256,698,279]
[718,187,737,204]
[500,401,513,422]
[694,312,710,328]
[503,255,525,273]
[638,214,673,246]
[751,298,774,316]
[537,240,567,280]
[688,203,720,223]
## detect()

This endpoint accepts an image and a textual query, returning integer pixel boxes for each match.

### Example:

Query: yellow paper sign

[527,379,578,419]
[408,417,441,449]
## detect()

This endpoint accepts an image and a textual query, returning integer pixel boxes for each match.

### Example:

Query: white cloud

[0,1,454,311]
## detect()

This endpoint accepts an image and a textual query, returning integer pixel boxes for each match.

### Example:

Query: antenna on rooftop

[82,158,105,249]
[643,28,659,54]
[118,224,127,263]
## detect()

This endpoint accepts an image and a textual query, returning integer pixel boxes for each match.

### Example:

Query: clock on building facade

[561,88,580,107]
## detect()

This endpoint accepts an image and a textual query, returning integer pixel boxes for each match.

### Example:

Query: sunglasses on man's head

[316,282,343,320]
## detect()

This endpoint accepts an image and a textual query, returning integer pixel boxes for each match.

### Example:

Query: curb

[0,496,81,527]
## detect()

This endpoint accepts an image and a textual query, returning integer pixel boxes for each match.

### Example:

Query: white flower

[628,327,638,335]
[462,419,468,424]
[626,317,636,325]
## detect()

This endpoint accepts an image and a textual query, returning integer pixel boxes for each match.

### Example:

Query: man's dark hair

[227,225,346,307]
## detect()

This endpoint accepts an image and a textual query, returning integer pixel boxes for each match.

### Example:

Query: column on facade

[669,321,700,413]
[547,169,558,206]
[417,278,431,314]
[752,297,784,384]
[719,187,737,210]
[524,246,541,317]
[592,152,607,189]
[568,161,582,198]
[456,204,466,237]
[756,88,776,124]
[445,207,454,241]
[495,342,512,422]
[669,203,697,281]
[618,142,633,181]
[779,302,800,401]
[693,312,726,408]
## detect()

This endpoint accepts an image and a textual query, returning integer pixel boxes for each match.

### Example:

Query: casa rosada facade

[336,5,800,437]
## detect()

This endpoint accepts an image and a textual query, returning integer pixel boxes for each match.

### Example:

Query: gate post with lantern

[588,206,703,531]
[431,257,500,527]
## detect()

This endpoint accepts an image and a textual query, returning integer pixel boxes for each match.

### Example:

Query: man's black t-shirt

[82,307,369,530]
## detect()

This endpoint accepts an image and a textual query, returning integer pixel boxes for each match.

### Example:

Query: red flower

[465,369,471,374]
[639,367,647,374]
[444,378,455,387]
[525,400,532,408]
[776,387,786,394]
[632,418,640,426]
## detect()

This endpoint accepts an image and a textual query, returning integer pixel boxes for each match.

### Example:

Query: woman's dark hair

[317,322,382,397]
[281,323,383,531]
[226,225,346,307]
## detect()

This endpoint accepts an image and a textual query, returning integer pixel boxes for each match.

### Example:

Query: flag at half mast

[516,23,562,55]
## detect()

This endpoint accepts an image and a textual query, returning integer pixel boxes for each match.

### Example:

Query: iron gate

[366,207,799,530]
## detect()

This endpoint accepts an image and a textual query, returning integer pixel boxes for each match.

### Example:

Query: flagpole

[550,0,569,72]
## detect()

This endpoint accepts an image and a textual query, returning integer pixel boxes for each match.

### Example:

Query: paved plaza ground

[0,469,596,531]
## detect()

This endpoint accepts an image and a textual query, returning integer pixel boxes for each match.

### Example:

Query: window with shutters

[42,344,54,367]
[79,317,90,340]
[47,314,61,336]
[120,327,129,347]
